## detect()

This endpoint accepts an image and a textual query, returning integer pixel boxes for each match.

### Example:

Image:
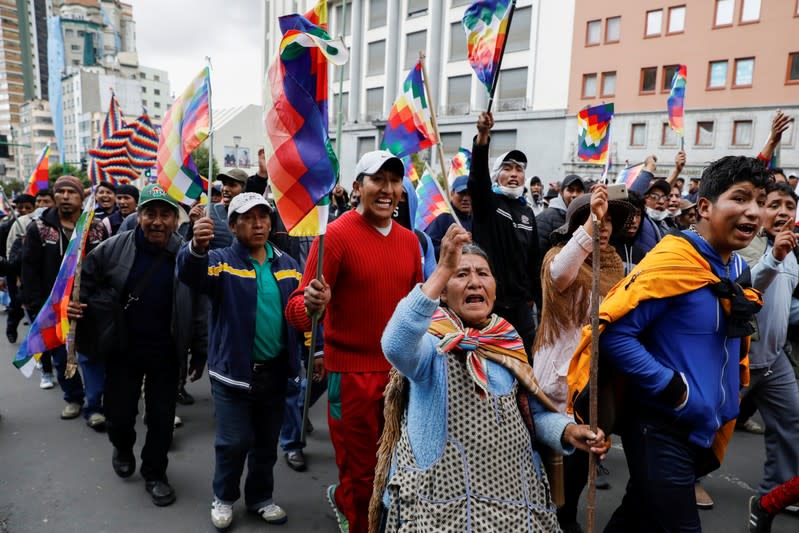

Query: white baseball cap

[354,150,404,179]
[227,192,272,223]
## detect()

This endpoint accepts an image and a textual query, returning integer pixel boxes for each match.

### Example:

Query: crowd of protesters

[1,110,798,533]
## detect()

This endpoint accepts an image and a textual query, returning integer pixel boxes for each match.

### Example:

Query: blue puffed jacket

[177,239,320,389]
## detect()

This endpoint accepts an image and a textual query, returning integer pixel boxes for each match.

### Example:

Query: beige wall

[568,0,799,114]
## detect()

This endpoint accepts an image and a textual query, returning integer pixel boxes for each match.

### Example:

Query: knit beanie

[54,175,85,199]
[116,184,140,202]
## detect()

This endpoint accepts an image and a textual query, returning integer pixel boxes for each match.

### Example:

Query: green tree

[1,179,25,196]
[192,145,220,180]
[49,163,89,186]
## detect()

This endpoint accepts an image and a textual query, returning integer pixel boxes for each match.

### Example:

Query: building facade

[565,0,799,180]
[18,98,59,176]
[263,0,577,186]
[137,65,169,123]
[211,104,266,177]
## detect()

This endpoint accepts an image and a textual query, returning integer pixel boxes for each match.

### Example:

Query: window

[488,131,517,160]
[405,31,427,70]
[667,6,686,34]
[440,132,462,157]
[740,0,761,23]
[733,120,753,146]
[497,68,527,105]
[707,60,728,88]
[366,87,384,118]
[662,65,680,91]
[357,137,375,160]
[332,91,349,121]
[338,47,351,81]
[640,67,657,93]
[154,102,161,108]
[661,122,679,146]
[582,73,598,98]
[449,22,467,60]
[367,40,385,76]
[447,75,471,111]
[142,99,148,106]
[506,7,531,52]
[605,16,621,43]
[696,121,714,146]
[154,75,160,82]
[65,29,74,36]
[630,123,646,146]
[154,89,160,95]
[788,53,799,84]
[646,10,663,36]
[407,0,427,17]
[368,0,386,29]
[734,57,754,87]
[452,0,472,6]
[586,19,601,45]
[601,71,617,97]
[334,2,351,36]
[714,0,734,27]
[139,72,146,79]
[141,86,147,93]
[70,44,80,51]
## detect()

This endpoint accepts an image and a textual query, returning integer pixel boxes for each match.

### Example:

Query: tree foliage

[48,163,89,186]
[192,145,220,180]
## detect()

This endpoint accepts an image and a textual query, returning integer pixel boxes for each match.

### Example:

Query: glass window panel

[586,20,601,45]
[366,87,384,117]
[368,0,386,29]
[452,0,472,6]
[357,137,375,160]
[735,58,754,86]
[646,10,662,36]
[663,65,679,90]
[734,120,753,145]
[498,68,527,100]
[715,0,734,26]
[661,122,679,146]
[408,0,428,16]
[630,123,646,146]
[696,121,714,146]
[506,7,531,52]
[708,61,728,88]
[583,73,597,98]
[449,22,467,60]
[790,54,799,82]
[405,31,427,70]
[440,132,462,157]
[448,75,471,106]
[601,72,616,96]
[641,67,657,92]
[668,6,686,33]
[741,0,761,22]
[489,131,517,160]
[605,17,621,42]
[367,40,386,76]
[334,2,351,36]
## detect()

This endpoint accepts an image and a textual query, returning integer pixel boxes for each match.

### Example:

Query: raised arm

[665,150,686,186]
[757,111,793,163]
[467,112,495,216]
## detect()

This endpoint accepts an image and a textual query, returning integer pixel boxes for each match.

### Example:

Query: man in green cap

[68,184,208,507]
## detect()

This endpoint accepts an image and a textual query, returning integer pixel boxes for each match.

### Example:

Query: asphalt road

[1,328,798,532]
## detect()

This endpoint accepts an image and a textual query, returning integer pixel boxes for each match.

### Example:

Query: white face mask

[498,185,525,199]
[646,206,670,222]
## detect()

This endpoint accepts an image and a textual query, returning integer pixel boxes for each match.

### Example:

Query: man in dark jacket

[69,184,206,507]
[1,193,35,345]
[178,192,312,529]
[468,111,541,356]
[536,173,585,254]
[22,176,108,423]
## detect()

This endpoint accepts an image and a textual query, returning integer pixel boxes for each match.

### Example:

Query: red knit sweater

[285,210,423,373]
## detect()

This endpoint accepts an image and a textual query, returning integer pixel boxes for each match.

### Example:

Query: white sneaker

[254,503,287,524]
[173,415,182,428]
[211,498,233,530]
[40,373,54,389]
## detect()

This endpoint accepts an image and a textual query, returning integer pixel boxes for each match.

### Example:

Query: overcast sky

[132,0,263,110]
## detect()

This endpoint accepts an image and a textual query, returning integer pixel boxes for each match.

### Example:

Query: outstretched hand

[772,222,798,262]
[769,110,793,146]
[421,224,472,300]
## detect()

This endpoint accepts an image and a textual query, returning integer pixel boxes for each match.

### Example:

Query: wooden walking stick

[586,211,601,533]
[65,193,95,379]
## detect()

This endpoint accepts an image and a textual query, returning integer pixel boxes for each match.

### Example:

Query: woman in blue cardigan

[372,224,608,532]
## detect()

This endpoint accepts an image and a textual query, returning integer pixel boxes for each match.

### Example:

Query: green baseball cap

[137,184,180,212]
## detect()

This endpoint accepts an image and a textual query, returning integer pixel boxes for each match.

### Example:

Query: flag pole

[586,208,600,533]
[205,57,214,217]
[65,190,96,379]
[333,0,348,173]
[300,234,324,445]
[486,0,517,113]
[424,162,462,227]
[418,52,449,189]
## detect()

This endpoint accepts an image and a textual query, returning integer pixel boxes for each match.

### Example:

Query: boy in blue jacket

[599,156,770,532]
[178,192,316,530]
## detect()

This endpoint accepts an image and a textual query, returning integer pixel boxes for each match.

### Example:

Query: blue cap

[451,175,468,193]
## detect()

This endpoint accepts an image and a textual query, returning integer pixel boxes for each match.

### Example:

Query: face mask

[646,206,670,222]
[668,208,682,217]
[498,185,525,199]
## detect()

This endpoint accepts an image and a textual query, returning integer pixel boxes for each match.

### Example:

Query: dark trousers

[495,302,536,358]
[280,373,327,452]
[604,416,702,533]
[558,449,589,527]
[211,361,287,509]
[6,277,23,335]
[105,350,179,482]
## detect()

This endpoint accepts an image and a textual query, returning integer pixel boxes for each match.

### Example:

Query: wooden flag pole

[205,57,214,217]
[586,211,601,533]
[65,191,96,379]
[486,0,517,113]
[423,163,462,227]
[300,235,324,445]
[418,52,449,188]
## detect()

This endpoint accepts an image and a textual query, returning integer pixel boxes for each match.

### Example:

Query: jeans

[211,363,287,509]
[50,346,85,405]
[604,416,702,533]
[105,350,178,481]
[279,372,327,452]
[6,276,23,335]
[78,352,105,417]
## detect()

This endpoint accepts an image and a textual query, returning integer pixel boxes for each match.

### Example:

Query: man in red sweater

[286,151,422,533]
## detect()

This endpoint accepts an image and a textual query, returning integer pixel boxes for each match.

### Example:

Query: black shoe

[304,417,314,435]
[145,479,176,507]
[112,448,136,478]
[748,495,773,533]
[6,330,17,343]
[285,450,307,472]
[176,386,194,406]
